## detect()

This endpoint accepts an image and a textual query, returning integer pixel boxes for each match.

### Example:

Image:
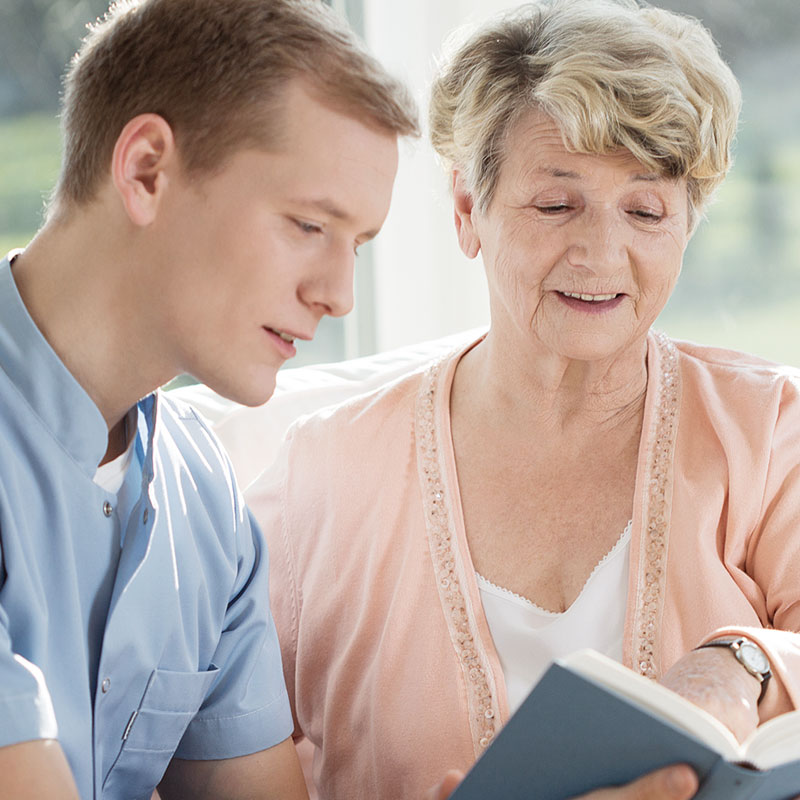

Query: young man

[0,0,417,797]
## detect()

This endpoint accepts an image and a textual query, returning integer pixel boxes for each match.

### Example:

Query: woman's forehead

[501,110,680,188]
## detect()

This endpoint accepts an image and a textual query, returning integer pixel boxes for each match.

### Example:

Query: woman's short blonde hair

[429,0,741,228]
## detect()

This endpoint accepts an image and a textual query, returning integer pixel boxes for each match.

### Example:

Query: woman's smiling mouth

[559,291,620,302]
[556,291,625,312]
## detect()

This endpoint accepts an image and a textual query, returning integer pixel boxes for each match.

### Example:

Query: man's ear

[453,169,481,260]
[110,113,176,227]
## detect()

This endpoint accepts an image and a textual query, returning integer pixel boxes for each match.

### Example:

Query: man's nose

[302,246,355,318]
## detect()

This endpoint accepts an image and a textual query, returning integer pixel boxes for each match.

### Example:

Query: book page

[743,709,800,769]
[560,650,743,762]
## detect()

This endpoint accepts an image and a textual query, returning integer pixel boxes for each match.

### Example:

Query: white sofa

[172,328,483,489]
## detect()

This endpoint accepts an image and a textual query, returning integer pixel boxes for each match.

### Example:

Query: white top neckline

[476,519,633,616]
[93,432,136,494]
[476,520,632,713]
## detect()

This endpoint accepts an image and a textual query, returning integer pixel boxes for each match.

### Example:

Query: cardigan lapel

[415,342,505,758]
[624,332,682,679]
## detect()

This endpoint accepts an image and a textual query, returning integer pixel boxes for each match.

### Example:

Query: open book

[451,649,800,800]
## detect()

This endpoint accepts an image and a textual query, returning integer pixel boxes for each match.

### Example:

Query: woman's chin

[534,330,646,366]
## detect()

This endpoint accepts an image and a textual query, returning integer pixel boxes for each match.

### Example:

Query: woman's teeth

[561,292,618,302]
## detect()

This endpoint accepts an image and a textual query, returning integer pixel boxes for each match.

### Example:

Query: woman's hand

[659,647,761,743]
[425,765,698,800]
[425,645,762,800]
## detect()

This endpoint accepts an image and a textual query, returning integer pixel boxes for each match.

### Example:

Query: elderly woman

[247,1,800,798]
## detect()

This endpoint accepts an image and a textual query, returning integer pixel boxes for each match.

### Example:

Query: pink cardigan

[247,332,800,799]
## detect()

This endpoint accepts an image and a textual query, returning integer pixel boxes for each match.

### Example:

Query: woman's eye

[629,208,662,221]
[536,204,571,214]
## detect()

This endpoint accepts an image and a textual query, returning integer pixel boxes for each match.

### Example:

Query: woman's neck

[451,330,649,437]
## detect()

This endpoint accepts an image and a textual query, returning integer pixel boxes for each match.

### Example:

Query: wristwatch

[697,637,772,703]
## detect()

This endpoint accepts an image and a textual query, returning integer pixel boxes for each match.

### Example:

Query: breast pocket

[102,666,219,799]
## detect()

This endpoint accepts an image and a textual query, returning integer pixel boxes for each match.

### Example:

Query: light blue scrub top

[0,256,293,799]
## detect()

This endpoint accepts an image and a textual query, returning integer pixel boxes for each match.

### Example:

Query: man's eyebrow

[294,196,351,220]
[290,196,380,240]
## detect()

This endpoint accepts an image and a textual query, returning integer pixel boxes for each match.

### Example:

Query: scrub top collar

[0,253,154,476]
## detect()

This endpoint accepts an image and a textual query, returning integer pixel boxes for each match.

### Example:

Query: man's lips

[264,325,317,343]
[263,326,308,358]
[265,326,297,344]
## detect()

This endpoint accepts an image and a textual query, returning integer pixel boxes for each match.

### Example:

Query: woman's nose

[565,208,629,275]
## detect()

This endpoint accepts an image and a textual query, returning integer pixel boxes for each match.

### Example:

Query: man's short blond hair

[429,0,741,228]
[53,0,418,214]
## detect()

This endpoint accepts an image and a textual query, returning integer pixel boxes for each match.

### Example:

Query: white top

[477,521,632,713]
[93,412,140,547]
[93,433,135,495]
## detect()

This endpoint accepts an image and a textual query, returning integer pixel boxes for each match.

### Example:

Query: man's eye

[294,219,323,234]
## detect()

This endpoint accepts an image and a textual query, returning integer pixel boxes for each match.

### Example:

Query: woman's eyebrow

[630,173,662,183]
[532,166,582,179]
[532,167,663,182]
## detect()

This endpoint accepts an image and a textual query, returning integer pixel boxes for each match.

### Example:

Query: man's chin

[237,382,278,408]
[209,371,278,408]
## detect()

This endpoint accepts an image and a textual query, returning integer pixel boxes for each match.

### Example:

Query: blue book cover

[450,650,800,800]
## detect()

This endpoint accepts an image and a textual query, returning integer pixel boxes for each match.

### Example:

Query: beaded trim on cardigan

[415,358,500,757]
[631,332,680,679]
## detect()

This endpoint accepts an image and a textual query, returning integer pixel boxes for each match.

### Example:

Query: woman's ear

[452,169,481,259]
[110,113,176,227]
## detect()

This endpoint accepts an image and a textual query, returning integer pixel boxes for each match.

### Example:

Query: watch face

[738,641,770,675]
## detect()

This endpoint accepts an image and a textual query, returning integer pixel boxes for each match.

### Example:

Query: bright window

[2,2,799,367]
